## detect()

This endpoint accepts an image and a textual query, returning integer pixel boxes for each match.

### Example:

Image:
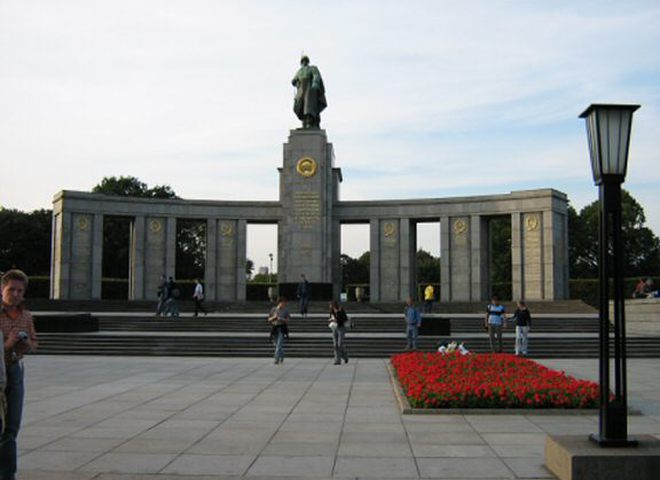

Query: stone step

[34,333,660,358]
[93,315,599,334]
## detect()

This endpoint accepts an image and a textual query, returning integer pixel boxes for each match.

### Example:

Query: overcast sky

[1,0,658,272]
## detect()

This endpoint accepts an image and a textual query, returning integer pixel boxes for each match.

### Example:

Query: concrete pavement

[14,356,660,479]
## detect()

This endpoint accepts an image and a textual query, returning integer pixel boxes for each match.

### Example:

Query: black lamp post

[579,103,640,447]
[268,253,274,284]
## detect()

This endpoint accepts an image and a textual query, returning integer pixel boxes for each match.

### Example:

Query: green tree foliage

[176,219,207,280]
[416,249,440,284]
[0,208,52,275]
[490,217,512,284]
[570,190,660,278]
[341,251,370,287]
[92,176,178,199]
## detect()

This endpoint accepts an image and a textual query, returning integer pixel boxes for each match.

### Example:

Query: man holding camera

[1,269,38,480]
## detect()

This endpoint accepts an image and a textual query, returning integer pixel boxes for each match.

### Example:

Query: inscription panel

[292,191,321,227]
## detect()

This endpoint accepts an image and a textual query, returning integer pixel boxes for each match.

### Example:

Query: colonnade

[51,189,569,302]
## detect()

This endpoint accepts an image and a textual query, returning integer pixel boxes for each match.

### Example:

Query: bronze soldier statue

[292,55,327,129]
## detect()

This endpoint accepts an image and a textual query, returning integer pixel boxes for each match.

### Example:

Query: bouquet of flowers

[437,341,470,356]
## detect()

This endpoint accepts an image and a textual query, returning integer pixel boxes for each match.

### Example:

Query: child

[513,300,532,356]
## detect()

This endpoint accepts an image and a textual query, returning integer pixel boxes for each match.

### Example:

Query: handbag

[328,318,338,330]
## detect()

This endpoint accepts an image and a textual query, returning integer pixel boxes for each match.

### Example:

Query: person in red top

[0,269,38,480]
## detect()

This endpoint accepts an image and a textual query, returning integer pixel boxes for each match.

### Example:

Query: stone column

[521,212,544,299]
[91,213,103,300]
[236,219,247,301]
[129,215,145,300]
[511,212,523,300]
[278,129,335,297]
[378,218,402,302]
[440,216,450,302]
[543,210,569,300]
[51,211,72,299]
[448,216,471,301]
[470,215,489,302]
[331,219,342,299]
[205,218,218,301]
[369,218,381,302]
[144,217,167,300]
[70,213,94,299]
[165,217,176,278]
[216,219,239,301]
[399,218,415,301]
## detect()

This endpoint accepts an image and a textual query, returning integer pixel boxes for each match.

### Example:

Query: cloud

[1,0,659,246]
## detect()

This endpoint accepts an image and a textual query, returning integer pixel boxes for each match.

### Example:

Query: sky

[1,0,659,272]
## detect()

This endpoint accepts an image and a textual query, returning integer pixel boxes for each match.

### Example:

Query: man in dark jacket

[296,274,311,318]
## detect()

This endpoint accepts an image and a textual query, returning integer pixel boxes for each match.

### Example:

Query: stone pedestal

[545,435,660,480]
[278,129,341,295]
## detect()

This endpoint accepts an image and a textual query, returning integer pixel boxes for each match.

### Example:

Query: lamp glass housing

[579,104,639,184]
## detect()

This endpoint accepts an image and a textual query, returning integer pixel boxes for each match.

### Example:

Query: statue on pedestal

[291,55,327,129]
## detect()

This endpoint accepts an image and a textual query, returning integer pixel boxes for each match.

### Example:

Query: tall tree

[93,176,178,199]
[0,208,52,275]
[570,190,660,278]
[341,251,370,288]
[416,249,440,284]
[490,217,512,285]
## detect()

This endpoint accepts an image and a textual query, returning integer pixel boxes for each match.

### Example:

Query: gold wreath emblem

[149,219,162,233]
[296,157,318,178]
[220,223,234,237]
[383,222,396,237]
[453,219,468,235]
[77,216,89,231]
[526,214,539,232]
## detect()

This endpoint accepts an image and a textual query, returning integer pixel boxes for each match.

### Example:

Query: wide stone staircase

[27,299,660,358]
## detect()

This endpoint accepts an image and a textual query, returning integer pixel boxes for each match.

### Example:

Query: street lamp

[580,103,640,447]
[268,253,274,284]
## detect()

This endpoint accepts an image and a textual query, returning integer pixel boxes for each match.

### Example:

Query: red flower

[391,352,600,409]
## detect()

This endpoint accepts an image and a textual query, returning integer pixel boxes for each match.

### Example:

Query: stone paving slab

[13,356,660,479]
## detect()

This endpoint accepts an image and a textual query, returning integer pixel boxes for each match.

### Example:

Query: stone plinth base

[545,434,660,480]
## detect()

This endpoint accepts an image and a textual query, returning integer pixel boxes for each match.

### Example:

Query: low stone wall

[610,298,660,336]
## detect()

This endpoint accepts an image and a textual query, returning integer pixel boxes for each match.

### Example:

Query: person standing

[329,301,349,365]
[484,295,506,353]
[1,269,38,480]
[404,298,422,351]
[192,279,207,317]
[513,300,532,356]
[423,284,435,313]
[296,273,311,318]
[163,276,180,318]
[155,274,167,316]
[268,297,290,364]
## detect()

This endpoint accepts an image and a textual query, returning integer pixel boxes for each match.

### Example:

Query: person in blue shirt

[404,298,422,351]
[484,295,507,353]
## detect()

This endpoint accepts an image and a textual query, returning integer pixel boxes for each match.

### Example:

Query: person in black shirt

[329,301,349,365]
[513,300,532,356]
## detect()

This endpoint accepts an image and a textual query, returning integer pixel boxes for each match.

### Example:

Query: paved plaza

[14,356,660,480]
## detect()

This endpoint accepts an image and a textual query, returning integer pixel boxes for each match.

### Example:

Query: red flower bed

[391,352,599,409]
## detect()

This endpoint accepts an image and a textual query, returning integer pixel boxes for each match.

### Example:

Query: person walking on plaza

[328,301,349,365]
[484,295,506,353]
[1,269,38,480]
[423,284,435,313]
[296,273,311,318]
[163,276,180,318]
[155,274,167,316]
[512,300,532,356]
[192,279,207,317]
[404,297,422,351]
[268,297,290,364]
